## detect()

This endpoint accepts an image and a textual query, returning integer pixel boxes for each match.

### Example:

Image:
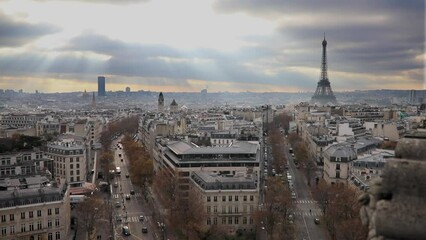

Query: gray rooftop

[191,171,257,191]
[0,176,67,209]
[168,141,258,155]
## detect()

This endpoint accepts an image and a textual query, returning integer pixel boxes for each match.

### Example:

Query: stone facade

[359,131,426,240]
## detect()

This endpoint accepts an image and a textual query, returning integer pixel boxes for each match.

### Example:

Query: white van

[116,167,121,175]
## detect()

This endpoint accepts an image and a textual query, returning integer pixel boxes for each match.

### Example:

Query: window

[207,196,211,202]
[48,233,53,240]
[48,220,52,228]
[222,206,226,213]
[9,225,14,234]
[235,217,239,224]
[235,206,239,213]
[21,224,26,232]
[336,163,340,170]
[70,164,73,169]
[29,223,34,231]
[249,217,254,224]
[55,219,60,227]
[29,211,34,218]
[250,205,254,213]
[55,208,59,215]
[207,206,211,213]
[1,215,5,222]
[213,206,217,213]
[213,217,217,225]
[1,227,6,236]
[21,212,25,219]
[70,170,74,175]
[213,196,217,202]
[228,196,232,202]
[37,221,42,230]
[37,210,41,217]
[55,231,61,240]
[228,206,232,213]
[243,195,247,201]
[250,195,254,201]
[222,196,226,202]
[243,217,247,224]
[228,217,232,224]
[207,217,211,225]
[76,163,80,168]
[9,214,14,221]
[222,217,226,224]
[235,196,239,201]
[336,172,340,178]
[48,209,52,216]
[243,205,247,212]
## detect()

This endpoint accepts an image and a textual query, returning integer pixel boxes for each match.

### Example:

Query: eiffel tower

[311,34,337,105]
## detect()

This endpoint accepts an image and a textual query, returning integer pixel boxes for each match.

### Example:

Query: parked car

[113,182,118,188]
[115,202,121,208]
[125,174,130,178]
[130,190,135,195]
[125,194,131,200]
[142,227,148,233]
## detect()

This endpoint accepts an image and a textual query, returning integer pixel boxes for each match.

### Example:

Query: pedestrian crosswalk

[121,215,150,223]
[112,193,142,199]
[294,200,317,204]
[293,211,323,217]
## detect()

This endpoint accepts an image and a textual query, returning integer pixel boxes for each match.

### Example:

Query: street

[111,139,158,240]
[284,142,327,240]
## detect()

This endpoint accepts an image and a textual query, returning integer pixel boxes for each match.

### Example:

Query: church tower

[92,92,96,108]
[158,92,164,112]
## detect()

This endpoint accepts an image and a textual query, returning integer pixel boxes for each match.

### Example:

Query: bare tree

[75,194,107,239]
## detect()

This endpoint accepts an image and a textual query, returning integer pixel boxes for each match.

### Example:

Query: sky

[0,0,424,93]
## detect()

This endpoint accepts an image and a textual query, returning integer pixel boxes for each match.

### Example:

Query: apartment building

[0,149,53,178]
[46,137,86,183]
[36,117,60,137]
[364,121,407,141]
[0,176,70,240]
[190,171,258,235]
[210,130,238,147]
[153,140,260,196]
[323,144,357,184]
[0,114,46,128]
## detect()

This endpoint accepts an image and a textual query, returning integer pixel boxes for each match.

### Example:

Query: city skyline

[0,0,424,93]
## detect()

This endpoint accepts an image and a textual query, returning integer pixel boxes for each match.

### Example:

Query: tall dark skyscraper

[98,76,106,97]
[311,34,337,105]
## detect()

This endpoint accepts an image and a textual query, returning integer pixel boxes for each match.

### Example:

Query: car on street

[115,202,121,208]
[125,174,130,178]
[142,227,148,233]
[139,215,144,221]
[122,226,131,236]
[116,215,122,222]
[314,218,320,224]
[291,191,296,199]
[130,190,135,195]
[125,194,131,200]
[113,182,118,188]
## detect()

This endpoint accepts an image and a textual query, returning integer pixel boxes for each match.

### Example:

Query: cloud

[34,0,149,5]
[213,0,424,85]
[0,12,60,47]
